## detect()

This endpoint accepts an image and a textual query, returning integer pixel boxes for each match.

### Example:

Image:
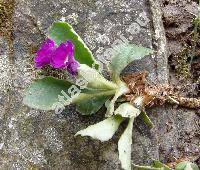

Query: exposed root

[168,96,200,109]
[122,71,200,109]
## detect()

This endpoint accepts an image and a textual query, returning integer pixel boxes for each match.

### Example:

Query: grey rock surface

[0,0,199,169]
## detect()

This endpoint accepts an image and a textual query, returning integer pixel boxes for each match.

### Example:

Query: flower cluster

[34,39,79,75]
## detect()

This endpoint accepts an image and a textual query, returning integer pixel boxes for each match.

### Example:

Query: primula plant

[23,22,200,170]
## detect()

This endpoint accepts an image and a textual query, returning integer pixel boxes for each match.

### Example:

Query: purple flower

[67,60,79,76]
[66,42,79,75]
[50,41,74,68]
[34,39,55,68]
[34,39,79,75]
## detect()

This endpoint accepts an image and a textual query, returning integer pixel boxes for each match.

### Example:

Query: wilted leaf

[77,64,117,90]
[23,77,72,110]
[49,22,98,68]
[175,161,199,170]
[109,43,153,82]
[75,116,123,142]
[118,117,135,170]
[114,103,140,118]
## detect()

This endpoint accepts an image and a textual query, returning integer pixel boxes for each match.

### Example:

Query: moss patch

[168,48,191,80]
[0,0,15,62]
[0,0,15,37]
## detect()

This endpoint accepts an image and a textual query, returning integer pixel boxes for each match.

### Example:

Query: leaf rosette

[23,21,155,170]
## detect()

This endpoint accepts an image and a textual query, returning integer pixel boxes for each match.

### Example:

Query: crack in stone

[149,0,169,84]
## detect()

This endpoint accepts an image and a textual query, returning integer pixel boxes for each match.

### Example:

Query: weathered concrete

[0,0,199,169]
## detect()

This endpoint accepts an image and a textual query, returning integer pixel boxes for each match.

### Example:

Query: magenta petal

[34,39,55,68]
[67,61,79,76]
[65,41,74,59]
[50,41,74,68]
[65,41,79,75]
[35,57,51,68]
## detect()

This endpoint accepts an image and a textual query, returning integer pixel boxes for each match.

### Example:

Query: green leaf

[114,103,140,118]
[133,164,163,170]
[72,89,115,115]
[118,117,135,170]
[109,43,154,82]
[140,111,154,128]
[75,116,123,142]
[106,81,130,117]
[72,64,118,115]
[133,161,171,170]
[48,22,98,68]
[175,161,199,170]
[72,89,116,103]
[23,77,72,110]
[152,160,171,170]
[76,95,110,115]
[77,64,117,90]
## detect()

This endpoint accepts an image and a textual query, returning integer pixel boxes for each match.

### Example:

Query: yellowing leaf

[106,81,130,117]
[77,64,118,90]
[118,117,135,170]
[114,103,140,118]
[75,116,123,142]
